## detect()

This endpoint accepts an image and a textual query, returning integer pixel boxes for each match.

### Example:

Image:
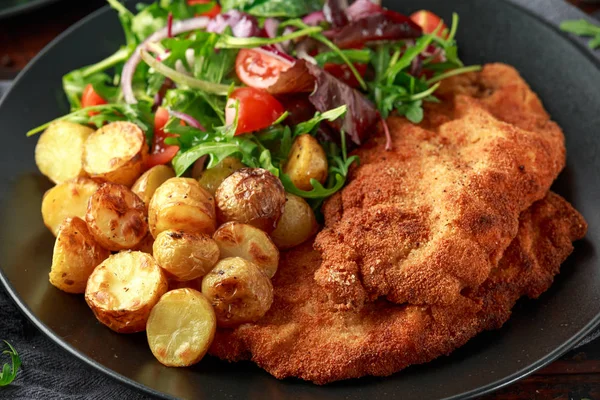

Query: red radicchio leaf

[331,10,423,49]
[323,0,349,28]
[266,60,379,145]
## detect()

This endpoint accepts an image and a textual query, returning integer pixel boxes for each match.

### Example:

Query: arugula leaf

[314,49,372,66]
[293,105,347,136]
[107,0,138,47]
[131,3,169,42]
[560,19,600,49]
[216,24,323,49]
[0,341,21,387]
[159,0,216,19]
[221,0,324,18]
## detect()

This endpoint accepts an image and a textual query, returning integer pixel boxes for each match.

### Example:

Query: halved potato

[35,121,94,184]
[283,134,328,191]
[215,168,285,233]
[85,251,167,333]
[148,178,216,238]
[49,217,110,294]
[271,193,318,249]
[85,183,148,251]
[132,165,175,206]
[41,177,101,236]
[196,156,244,195]
[147,288,216,367]
[153,230,220,281]
[82,121,148,186]
[213,222,279,278]
[201,257,273,328]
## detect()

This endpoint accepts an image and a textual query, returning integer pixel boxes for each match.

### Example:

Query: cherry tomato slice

[81,84,107,116]
[187,0,221,18]
[226,87,285,136]
[235,49,292,89]
[323,63,368,88]
[147,107,180,168]
[410,10,448,38]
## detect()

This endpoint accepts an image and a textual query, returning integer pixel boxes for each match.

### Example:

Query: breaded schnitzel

[210,192,586,383]
[314,64,566,309]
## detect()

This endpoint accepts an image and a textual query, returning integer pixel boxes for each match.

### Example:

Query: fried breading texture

[210,193,586,384]
[314,63,566,308]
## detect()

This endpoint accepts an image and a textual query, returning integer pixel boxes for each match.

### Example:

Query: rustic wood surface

[0,0,599,399]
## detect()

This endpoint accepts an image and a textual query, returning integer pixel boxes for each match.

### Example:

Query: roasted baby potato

[49,217,110,294]
[271,193,318,249]
[153,230,220,281]
[283,134,328,191]
[215,168,285,233]
[131,165,175,206]
[35,121,94,184]
[148,178,216,238]
[85,183,148,251]
[147,288,216,367]
[201,257,273,328]
[42,177,101,236]
[82,121,148,186]
[213,222,279,278]
[133,233,155,255]
[85,251,168,333]
[196,156,244,195]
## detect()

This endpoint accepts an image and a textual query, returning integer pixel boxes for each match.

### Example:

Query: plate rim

[0,0,61,20]
[1,1,599,399]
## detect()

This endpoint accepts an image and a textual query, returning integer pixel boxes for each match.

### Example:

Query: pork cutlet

[314,64,567,309]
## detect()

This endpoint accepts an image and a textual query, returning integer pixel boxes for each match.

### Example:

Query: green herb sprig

[560,19,600,49]
[0,341,21,387]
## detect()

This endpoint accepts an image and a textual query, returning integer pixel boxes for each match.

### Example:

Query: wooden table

[1,1,600,399]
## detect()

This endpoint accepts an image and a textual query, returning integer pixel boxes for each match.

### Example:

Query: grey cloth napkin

[0,1,599,399]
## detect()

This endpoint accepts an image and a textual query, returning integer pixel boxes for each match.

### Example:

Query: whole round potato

[85,251,168,333]
[196,156,244,195]
[153,230,220,281]
[148,178,216,238]
[131,165,176,206]
[201,257,273,328]
[35,121,94,184]
[49,217,110,294]
[271,193,318,249]
[215,168,285,233]
[83,121,148,186]
[41,177,101,236]
[283,134,328,191]
[147,288,216,367]
[85,182,148,251]
[213,222,279,278]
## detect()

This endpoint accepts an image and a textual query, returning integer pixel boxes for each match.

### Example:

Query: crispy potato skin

[82,121,148,186]
[153,230,220,281]
[215,168,286,233]
[147,288,216,367]
[42,177,101,236]
[197,157,244,195]
[201,257,273,328]
[213,222,279,278]
[85,183,148,251]
[132,165,175,206]
[271,193,318,250]
[283,134,328,191]
[148,178,216,238]
[85,251,168,333]
[49,217,110,294]
[35,121,94,184]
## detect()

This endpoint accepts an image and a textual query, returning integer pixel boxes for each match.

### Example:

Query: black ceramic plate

[1,1,599,399]
[0,0,60,19]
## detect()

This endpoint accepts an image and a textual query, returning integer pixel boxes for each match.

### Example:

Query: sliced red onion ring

[168,109,206,131]
[345,0,383,21]
[207,10,261,38]
[302,11,325,26]
[121,17,210,104]
[264,18,280,38]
